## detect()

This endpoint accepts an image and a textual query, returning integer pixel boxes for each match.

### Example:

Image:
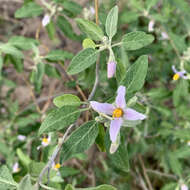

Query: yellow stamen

[54,163,61,169]
[173,73,180,81]
[42,138,48,144]
[112,108,123,118]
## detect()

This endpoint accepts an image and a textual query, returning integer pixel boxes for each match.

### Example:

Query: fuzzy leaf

[122,31,154,50]
[18,175,33,190]
[67,48,98,75]
[105,6,118,39]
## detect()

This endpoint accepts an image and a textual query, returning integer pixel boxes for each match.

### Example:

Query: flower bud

[107,61,116,78]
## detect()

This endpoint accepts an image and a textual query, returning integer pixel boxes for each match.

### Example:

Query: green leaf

[38,106,81,135]
[65,184,75,190]
[95,124,106,152]
[105,6,118,39]
[15,2,43,18]
[60,166,80,178]
[121,55,148,93]
[0,165,18,189]
[122,31,154,50]
[45,64,61,79]
[8,36,38,50]
[76,184,117,190]
[67,48,98,75]
[105,131,129,173]
[53,94,81,108]
[0,55,3,79]
[76,18,104,41]
[57,15,77,40]
[0,43,23,58]
[45,50,73,62]
[18,175,33,190]
[161,183,178,190]
[62,1,82,17]
[82,38,96,49]
[16,148,32,169]
[61,121,98,161]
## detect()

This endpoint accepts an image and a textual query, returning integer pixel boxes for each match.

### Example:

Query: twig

[37,124,74,189]
[88,0,99,101]
[146,169,178,180]
[138,155,154,190]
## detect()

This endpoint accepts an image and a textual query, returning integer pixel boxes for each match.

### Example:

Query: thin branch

[95,0,99,25]
[138,155,154,190]
[37,124,74,189]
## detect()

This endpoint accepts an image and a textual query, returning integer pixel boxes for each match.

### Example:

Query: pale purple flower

[148,20,155,32]
[17,135,26,141]
[107,61,116,78]
[161,32,169,40]
[12,162,20,173]
[42,14,50,27]
[172,65,188,80]
[90,86,146,143]
[181,184,188,190]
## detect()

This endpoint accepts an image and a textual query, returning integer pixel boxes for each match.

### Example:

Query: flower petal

[107,61,116,78]
[90,101,114,115]
[124,108,146,120]
[115,85,126,108]
[109,118,122,142]
[172,65,178,73]
[42,14,50,27]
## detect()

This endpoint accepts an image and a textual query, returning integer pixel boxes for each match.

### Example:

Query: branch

[36,124,74,189]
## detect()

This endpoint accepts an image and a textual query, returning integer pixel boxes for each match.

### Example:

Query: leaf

[121,55,148,93]
[45,50,73,62]
[62,1,82,17]
[122,31,154,50]
[76,184,117,190]
[105,131,129,173]
[8,36,38,50]
[53,94,81,108]
[15,2,43,18]
[65,184,75,190]
[59,166,80,178]
[105,6,118,39]
[45,64,61,79]
[0,43,23,58]
[0,55,3,79]
[0,165,18,189]
[60,121,98,161]
[76,18,104,41]
[67,48,98,75]
[18,175,33,190]
[16,148,31,169]
[38,106,81,135]
[57,15,77,40]
[82,38,96,49]
[95,124,106,152]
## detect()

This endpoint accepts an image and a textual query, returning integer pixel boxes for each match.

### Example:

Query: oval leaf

[53,94,81,108]
[122,31,154,50]
[67,48,98,75]
[76,18,104,41]
[38,106,80,135]
[121,55,148,93]
[18,175,33,190]
[61,121,98,161]
[105,6,118,39]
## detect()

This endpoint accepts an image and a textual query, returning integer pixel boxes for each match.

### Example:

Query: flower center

[173,73,180,80]
[42,138,48,144]
[112,108,123,118]
[54,163,61,169]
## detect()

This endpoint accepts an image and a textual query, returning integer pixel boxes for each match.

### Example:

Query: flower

[52,162,61,171]
[42,14,50,27]
[90,86,146,143]
[181,184,188,190]
[107,61,116,78]
[172,65,188,80]
[148,20,155,32]
[17,135,26,141]
[41,135,51,147]
[187,140,190,146]
[161,32,169,40]
[12,162,20,173]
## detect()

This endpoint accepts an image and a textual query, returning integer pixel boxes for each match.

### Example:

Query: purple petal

[124,108,146,120]
[115,85,126,108]
[172,65,178,73]
[107,61,116,78]
[90,101,114,115]
[109,118,123,142]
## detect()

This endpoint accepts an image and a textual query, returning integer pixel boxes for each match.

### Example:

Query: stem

[37,124,74,189]
[88,0,99,101]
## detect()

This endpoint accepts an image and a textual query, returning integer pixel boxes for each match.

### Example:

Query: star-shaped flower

[90,86,146,143]
[172,65,188,80]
